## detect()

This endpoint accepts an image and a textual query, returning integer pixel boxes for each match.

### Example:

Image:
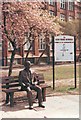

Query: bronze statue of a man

[19,61,45,109]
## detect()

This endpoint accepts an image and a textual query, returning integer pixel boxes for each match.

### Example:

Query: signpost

[52,35,76,90]
[52,36,55,90]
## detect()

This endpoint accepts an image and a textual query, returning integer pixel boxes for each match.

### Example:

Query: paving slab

[0,95,79,119]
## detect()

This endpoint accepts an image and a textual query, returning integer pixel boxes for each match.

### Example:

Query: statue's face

[25,61,31,70]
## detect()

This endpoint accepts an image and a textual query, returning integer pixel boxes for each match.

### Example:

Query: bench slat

[2,83,21,88]
[2,84,51,93]
[39,84,51,88]
[2,79,19,84]
[2,88,21,93]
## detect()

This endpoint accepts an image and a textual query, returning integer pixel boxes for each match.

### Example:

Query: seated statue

[19,61,45,109]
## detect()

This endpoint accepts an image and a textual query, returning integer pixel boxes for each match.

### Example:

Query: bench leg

[10,92,14,107]
[42,88,46,101]
[6,93,9,104]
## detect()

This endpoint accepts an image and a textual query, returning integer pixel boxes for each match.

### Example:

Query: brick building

[48,0,81,21]
[2,0,81,66]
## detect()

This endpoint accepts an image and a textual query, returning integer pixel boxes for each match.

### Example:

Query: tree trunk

[25,41,33,62]
[46,43,50,64]
[36,48,46,64]
[8,49,16,76]
[3,10,8,66]
[36,32,51,65]
[45,32,50,64]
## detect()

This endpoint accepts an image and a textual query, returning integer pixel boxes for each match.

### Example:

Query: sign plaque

[55,35,74,62]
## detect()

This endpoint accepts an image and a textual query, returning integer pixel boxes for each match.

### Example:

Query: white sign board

[55,35,74,62]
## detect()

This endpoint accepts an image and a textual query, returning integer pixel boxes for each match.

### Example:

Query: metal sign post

[74,36,77,88]
[52,36,55,90]
[52,35,76,90]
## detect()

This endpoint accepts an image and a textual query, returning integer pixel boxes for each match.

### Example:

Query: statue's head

[24,61,31,70]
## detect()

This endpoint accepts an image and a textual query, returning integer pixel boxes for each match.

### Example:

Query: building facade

[2,0,81,66]
[48,0,81,21]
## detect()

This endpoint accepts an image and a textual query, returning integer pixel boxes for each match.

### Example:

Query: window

[60,0,66,9]
[39,33,46,50]
[68,16,74,21]
[8,42,13,51]
[49,10,55,16]
[68,0,74,11]
[24,35,32,50]
[49,0,55,6]
[60,14,66,21]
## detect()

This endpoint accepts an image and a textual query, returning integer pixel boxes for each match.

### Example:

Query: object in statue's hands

[32,74,39,85]
[32,81,38,85]
[32,76,38,85]
[36,75,39,85]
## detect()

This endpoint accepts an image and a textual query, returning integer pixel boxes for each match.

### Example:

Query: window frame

[68,1,74,11]
[49,0,56,6]
[8,41,13,51]
[38,33,46,50]
[60,0,66,9]
[49,10,55,16]
[60,13,66,21]
[24,35,32,51]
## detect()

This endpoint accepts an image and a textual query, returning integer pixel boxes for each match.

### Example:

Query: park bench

[1,74,51,107]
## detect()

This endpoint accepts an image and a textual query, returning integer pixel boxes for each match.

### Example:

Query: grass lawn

[36,64,79,81]
[35,64,79,94]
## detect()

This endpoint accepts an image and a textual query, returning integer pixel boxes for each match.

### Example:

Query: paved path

[0,95,79,119]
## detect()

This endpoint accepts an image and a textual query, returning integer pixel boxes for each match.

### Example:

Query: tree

[58,19,81,50]
[2,1,62,76]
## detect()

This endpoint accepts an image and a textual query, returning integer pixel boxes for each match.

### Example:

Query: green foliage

[58,19,81,50]
[59,19,81,37]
